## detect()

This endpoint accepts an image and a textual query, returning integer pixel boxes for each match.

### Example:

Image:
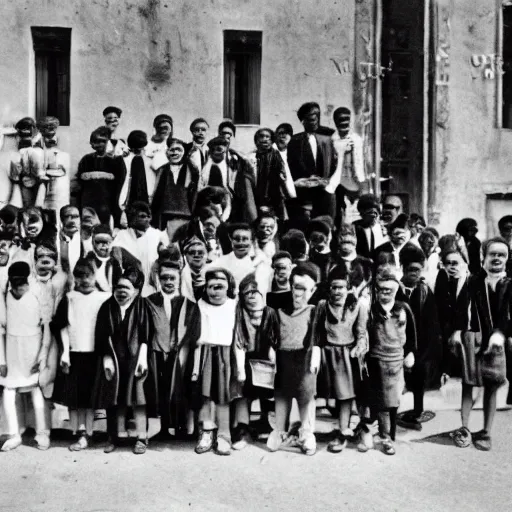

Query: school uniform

[51,290,110,408]
[315,299,368,401]
[93,296,158,439]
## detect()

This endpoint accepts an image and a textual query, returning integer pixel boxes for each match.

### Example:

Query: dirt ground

[1,403,511,512]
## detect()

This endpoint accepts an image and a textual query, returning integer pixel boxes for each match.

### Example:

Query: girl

[52,259,110,450]
[192,268,237,456]
[368,267,416,455]
[93,267,158,455]
[231,273,280,449]
[315,265,368,453]
[0,262,51,451]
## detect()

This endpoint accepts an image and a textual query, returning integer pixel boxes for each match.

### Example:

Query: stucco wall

[0,0,355,197]
[432,0,512,238]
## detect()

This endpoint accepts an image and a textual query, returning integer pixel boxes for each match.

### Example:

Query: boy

[397,244,441,430]
[368,267,416,455]
[186,118,210,170]
[74,126,125,225]
[449,238,512,451]
[266,251,294,311]
[267,262,321,456]
[353,193,386,258]
[103,106,129,157]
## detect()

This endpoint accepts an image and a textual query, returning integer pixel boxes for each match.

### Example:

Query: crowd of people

[0,101,511,458]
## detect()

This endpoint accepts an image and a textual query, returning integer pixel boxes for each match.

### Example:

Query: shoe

[69,431,89,452]
[473,430,492,451]
[232,424,251,451]
[397,413,422,431]
[34,432,50,451]
[1,434,22,452]
[267,430,286,452]
[215,435,232,456]
[104,437,117,454]
[357,424,374,452]
[381,436,395,455]
[450,426,472,448]
[298,431,316,456]
[327,432,347,453]
[133,438,148,455]
[93,410,107,420]
[195,430,214,454]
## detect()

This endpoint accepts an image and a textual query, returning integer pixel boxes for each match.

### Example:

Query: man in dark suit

[353,194,387,259]
[286,102,337,231]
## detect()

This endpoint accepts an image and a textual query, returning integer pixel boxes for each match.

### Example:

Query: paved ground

[1,395,511,512]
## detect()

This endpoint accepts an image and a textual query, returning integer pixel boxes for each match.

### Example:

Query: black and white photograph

[0,1,511,510]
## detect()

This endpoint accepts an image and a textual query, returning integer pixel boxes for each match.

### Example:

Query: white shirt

[308,133,317,163]
[197,298,236,346]
[96,257,111,292]
[62,231,82,274]
[119,152,161,208]
[364,223,387,252]
[162,291,173,319]
[205,252,256,290]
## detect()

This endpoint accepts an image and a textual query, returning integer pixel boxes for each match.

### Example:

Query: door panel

[381,1,425,214]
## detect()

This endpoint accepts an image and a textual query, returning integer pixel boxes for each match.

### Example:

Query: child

[0,262,51,451]
[397,244,442,430]
[51,259,110,450]
[180,235,208,302]
[93,267,157,455]
[315,265,368,452]
[307,217,335,284]
[74,126,125,225]
[266,251,293,311]
[192,268,237,456]
[368,266,416,455]
[186,118,210,172]
[449,238,511,451]
[267,262,320,456]
[231,273,280,449]
[147,257,199,438]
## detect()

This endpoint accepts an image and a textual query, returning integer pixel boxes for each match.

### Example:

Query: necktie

[129,155,149,205]
[200,149,206,168]
[209,164,224,187]
[370,228,375,252]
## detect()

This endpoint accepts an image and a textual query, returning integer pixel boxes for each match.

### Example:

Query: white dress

[0,291,43,389]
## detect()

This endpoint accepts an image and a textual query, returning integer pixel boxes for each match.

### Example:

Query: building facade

[0,0,511,237]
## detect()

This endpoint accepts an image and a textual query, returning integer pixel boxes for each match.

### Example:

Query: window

[31,27,71,126]
[502,5,512,128]
[223,30,262,125]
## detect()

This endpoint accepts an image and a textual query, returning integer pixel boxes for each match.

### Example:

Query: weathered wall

[432,0,512,237]
[0,0,356,190]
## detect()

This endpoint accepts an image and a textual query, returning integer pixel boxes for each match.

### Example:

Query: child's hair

[409,213,426,228]
[190,117,209,131]
[399,244,426,267]
[15,117,36,132]
[218,120,236,137]
[90,126,111,143]
[8,261,30,284]
[297,102,320,121]
[204,268,236,299]
[272,251,292,265]
[166,137,186,149]
[197,205,220,223]
[37,116,60,131]
[482,236,509,258]
[456,218,478,239]
[228,222,253,238]
[439,234,467,263]
[153,114,173,129]
[498,215,512,232]
[333,106,351,120]
[275,123,293,136]
[159,259,182,273]
[194,186,229,214]
[115,266,144,291]
[254,127,275,145]
[327,264,350,285]
[73,258,96,278]
[291,261,320,284]
[92,224,113,238]
[281,229,307,260]
[35,240,58,262]
[127,201,151,218]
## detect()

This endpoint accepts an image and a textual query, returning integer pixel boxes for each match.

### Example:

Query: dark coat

[92,296,158,416]
[287,132,337,181]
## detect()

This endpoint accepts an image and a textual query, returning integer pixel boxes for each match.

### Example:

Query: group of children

[0,104,510,458]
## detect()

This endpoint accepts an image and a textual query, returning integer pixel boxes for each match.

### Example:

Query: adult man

[353,193,387,258]
[103,106,129,157]
[185,118,210,171]
[381,194,404,228]
[287,102,337,231]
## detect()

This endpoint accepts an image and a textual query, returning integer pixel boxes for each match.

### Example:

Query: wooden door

[380,0,425,214]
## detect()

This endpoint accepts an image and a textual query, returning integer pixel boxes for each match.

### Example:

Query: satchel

[480,347,507,387]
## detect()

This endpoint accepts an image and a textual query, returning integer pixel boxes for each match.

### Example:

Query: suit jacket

[353,220,387,259]
[287,132,337,181]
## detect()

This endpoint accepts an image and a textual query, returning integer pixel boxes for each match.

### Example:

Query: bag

[480,348,507,387]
